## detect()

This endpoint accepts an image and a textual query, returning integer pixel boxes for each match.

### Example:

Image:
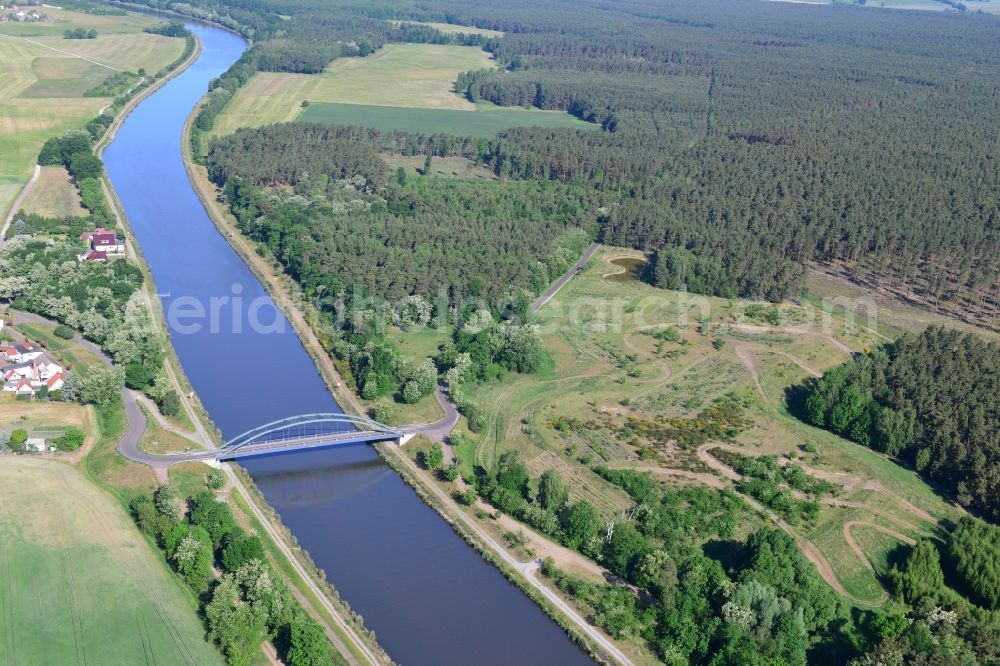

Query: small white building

[25,438,48,452]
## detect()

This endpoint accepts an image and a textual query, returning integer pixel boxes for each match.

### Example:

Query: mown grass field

[0,458,221,666]
[387,245,964,607]
[20,165,86,217]
[211,43,494,136]
[0,7,183,222]
[299,101,595,137]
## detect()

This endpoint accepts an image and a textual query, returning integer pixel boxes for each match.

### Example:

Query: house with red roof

[47,373,64,392]
[0,342,42,364]
[79,227,125,261]
[1,345,64,397]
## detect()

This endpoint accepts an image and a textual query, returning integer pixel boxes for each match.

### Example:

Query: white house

[0,342,42,364]
[46,373,64,392]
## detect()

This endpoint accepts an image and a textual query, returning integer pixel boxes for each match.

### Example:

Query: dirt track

[695,443,890,606]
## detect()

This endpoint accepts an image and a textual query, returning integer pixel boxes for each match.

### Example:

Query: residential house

[0,344,64,397]
[79,227,125,261]
[0,342,43,365]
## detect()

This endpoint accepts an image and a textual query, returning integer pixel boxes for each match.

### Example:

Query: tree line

[130,485,341,666]
[64,27,97,39]
[798,326,1000,522]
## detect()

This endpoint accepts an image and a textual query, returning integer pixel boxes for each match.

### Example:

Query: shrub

[53,324,75,339]
[125,363,158,390]
[54,427,85,451]
[156,390,181,417]
[206,470,225,490]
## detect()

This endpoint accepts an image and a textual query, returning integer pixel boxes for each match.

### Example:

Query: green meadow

[298,101,595,137]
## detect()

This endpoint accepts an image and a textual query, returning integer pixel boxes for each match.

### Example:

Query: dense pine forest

[799,326,1000,522]
[128,0,1000,310]
[209,124,600,308]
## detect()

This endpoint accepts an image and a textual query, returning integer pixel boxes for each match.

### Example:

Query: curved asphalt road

[400,384,460,440]
[8,239,597,468]
[10,239,599,469]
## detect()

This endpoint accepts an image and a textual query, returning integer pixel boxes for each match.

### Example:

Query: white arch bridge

[167,413,409,463]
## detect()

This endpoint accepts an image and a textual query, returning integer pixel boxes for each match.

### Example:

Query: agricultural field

[399,246,963,607]
[0,457,221,665]
[0,6,184,222]
[770,0,1000,12]
[862,0,1000,12]
[211,42,590,138]
[211,43,493,136]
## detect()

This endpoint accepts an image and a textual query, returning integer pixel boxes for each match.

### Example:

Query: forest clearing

[405,247,963,609]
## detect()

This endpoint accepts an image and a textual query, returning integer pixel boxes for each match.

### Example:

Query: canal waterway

[103,20,593,666]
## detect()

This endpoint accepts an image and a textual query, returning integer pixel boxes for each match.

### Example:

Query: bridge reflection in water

[217,413,404,461]
[240,458,394,506]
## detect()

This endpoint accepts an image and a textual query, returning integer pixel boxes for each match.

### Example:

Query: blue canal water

[103,21,593,666]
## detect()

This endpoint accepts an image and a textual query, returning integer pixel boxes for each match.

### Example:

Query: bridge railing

[220,413,403,455]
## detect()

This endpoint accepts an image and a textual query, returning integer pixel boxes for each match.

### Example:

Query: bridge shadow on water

[242,453,393,505]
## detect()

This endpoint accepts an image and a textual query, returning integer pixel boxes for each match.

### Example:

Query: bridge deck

[218,430,399,460]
